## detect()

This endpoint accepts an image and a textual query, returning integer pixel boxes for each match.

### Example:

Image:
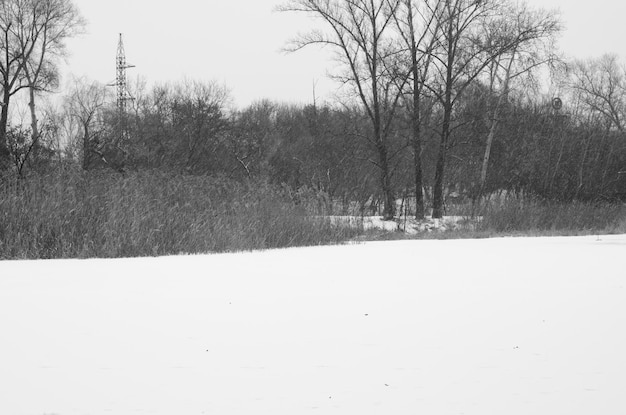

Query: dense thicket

[3,74,626,213]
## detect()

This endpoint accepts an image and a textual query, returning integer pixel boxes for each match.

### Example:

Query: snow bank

[1,234,625,415]
[328,215,478,233]
[326,215,400,231]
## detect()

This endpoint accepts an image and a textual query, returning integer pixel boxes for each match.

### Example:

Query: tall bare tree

[65,77,110,170]
[0,0,83,170]
[569,55,626,197]
[0,0,29,169]
[570,55,626,133]
[477,2,561,199]
[278,0,405,219]
[392,0,443,218]
[20,0,84,146]
[425,0,542,217]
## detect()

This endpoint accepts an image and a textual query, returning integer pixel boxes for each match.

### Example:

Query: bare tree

[0,0,83,170]
[278,0,405,220]
[392,0,443,218]
[6,124,35,174]
[20,0,84,145]
[477,2,561,199]
[570,55,626,133]
[168,79,231,174]
[424,0,545,217]
[130,79,231,173]
[65,77,111,170]
[569,55,626,198]
[428,0,497,217]
[0,0,30,169]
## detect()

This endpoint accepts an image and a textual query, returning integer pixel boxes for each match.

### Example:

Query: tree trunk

[371,38,395,221]
[433,99,453,219]
[407,0,424,220]
[574,132,591,199]
[432,14,457,220]
[0,89,10,170]
[410,57,425,219]
[377,140,396,220]
[82,124,90,170]
[28,86,39,142]
[432,136,447,219]
[27,85,41,166]
[413,128,425,219]
[480,113,498,193]
[479,52,515,201]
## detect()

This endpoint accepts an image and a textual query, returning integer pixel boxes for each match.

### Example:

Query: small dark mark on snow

[385,384,389,386]
[513,346,519,349]
[364,314,368,316]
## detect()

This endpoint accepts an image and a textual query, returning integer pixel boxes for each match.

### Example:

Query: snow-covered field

[1,235,625,415]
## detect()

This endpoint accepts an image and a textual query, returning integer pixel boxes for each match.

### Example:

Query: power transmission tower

[114,33,135,152]
[116,33,135,114]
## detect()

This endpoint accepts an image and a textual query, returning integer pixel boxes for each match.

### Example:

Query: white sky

[59,0,626,107]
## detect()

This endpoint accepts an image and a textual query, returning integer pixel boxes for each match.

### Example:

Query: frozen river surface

[1,234,625,415]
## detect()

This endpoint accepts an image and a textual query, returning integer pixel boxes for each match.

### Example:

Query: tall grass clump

[478,197,626,235]
[0,169,362,260]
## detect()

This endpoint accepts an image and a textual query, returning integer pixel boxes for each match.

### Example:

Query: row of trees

[1,0,625,218]
[277,0,565,218]
[25,65,626,212]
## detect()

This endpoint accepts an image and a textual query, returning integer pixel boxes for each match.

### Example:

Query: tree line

[1,0,625,219]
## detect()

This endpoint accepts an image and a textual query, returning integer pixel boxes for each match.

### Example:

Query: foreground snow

[1,235,625,415]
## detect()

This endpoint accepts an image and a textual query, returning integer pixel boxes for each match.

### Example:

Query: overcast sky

[60,0,626,107]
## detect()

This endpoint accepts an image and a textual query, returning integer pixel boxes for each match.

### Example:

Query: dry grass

[346,198,626,241]
[2,170,624,260]
[477,198,626,234]
[0,169,362,260]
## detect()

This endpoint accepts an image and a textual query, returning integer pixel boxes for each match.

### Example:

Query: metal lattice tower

[113,33,135,159]
[115,33,135,115]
